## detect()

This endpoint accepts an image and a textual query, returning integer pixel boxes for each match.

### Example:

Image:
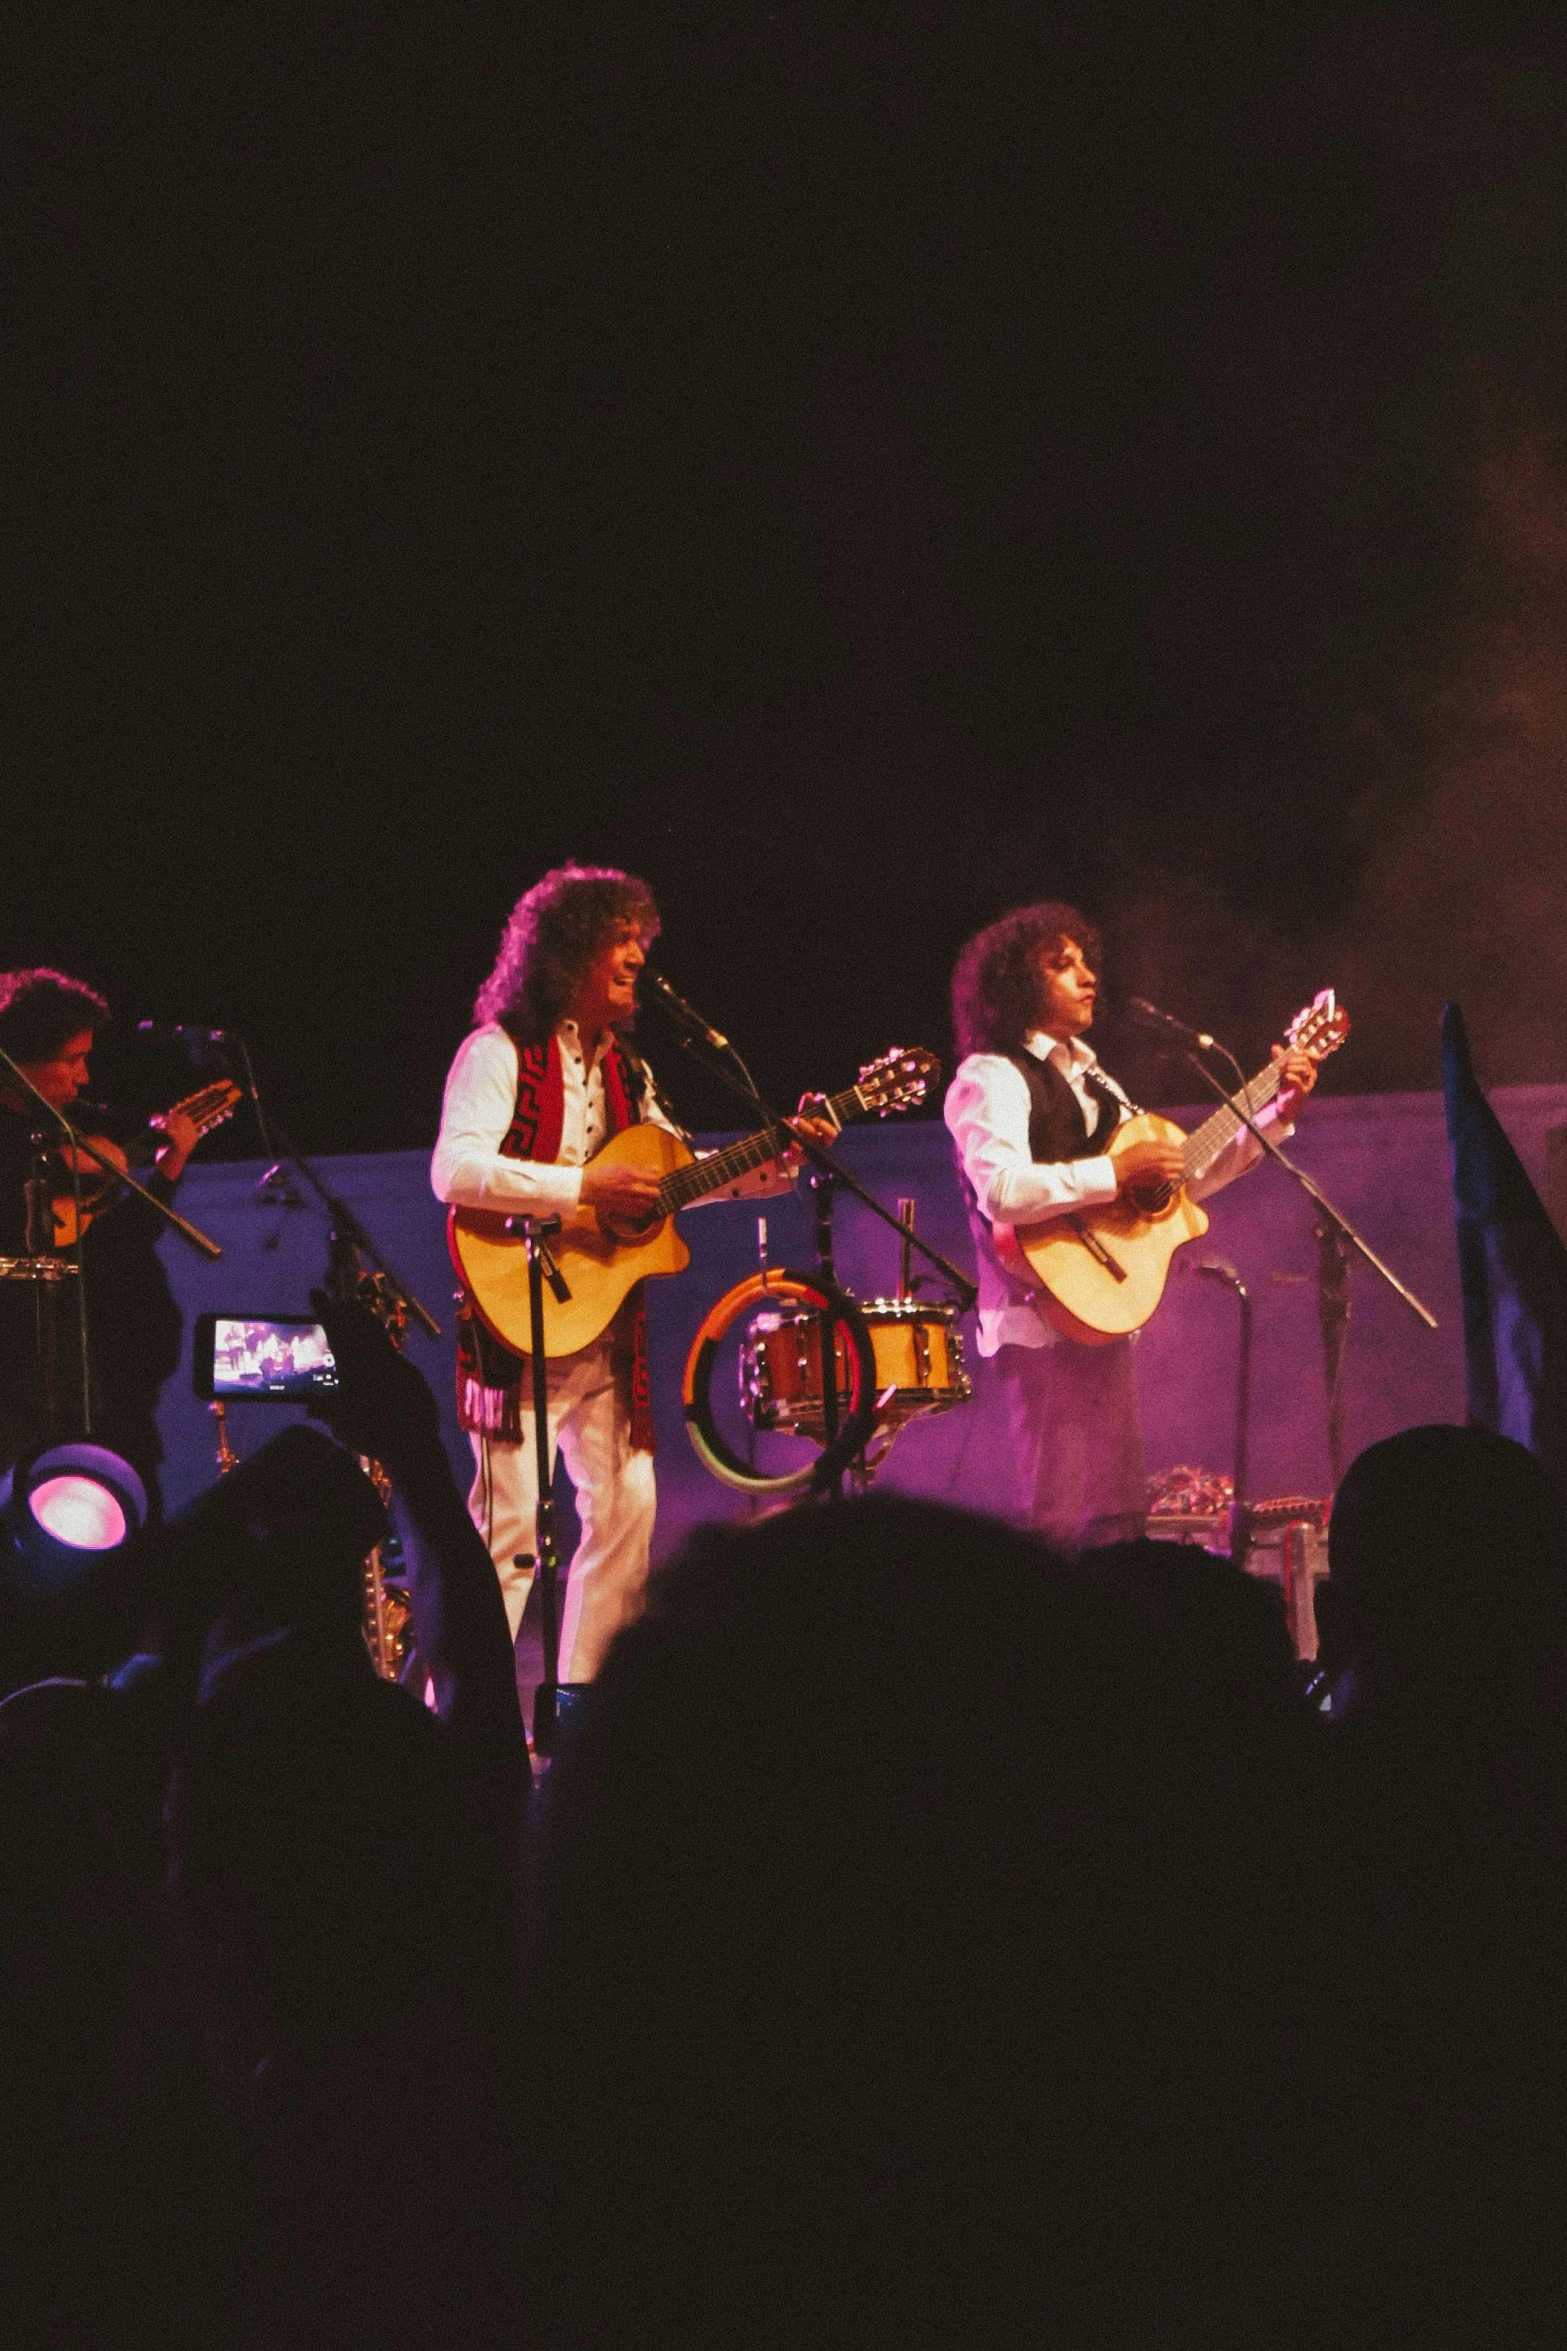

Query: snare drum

[742,1297,969,1439]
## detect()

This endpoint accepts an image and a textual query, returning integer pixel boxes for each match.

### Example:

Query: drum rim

[684,1269,880,1495]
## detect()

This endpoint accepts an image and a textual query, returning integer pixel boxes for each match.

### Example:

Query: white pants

[467,1337,657,1683]
[995,1335,1147,1552]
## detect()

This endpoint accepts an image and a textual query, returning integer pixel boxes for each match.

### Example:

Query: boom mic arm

[644,968,730,1053]
[1125,997,1216,1052]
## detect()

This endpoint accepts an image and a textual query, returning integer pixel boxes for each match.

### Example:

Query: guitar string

[657,1082,866,1213]
[1179,1012,1337,1179]
[1182,1065,1282,1181]
[653,1056,929,1213]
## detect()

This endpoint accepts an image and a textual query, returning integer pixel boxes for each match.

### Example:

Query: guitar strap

[455,1031,657,1452]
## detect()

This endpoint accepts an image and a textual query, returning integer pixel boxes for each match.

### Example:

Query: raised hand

[306,1291,443,1463]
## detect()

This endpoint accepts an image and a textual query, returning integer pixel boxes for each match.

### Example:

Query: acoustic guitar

[51,1079,243,1247]
[449,1046,938,1359]
[993,992,1350,1344]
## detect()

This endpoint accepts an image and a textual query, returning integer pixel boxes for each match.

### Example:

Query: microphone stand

[511,1214,573,1756]
[655,994,977,1498]
[1175,1039,1435,1491]
[1184,1260,1254,1564]
[240,1097,440,1342]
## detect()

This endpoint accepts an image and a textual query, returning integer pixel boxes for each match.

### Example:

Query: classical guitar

[994,992,1350,1344]
[51,1079,243,1247]
[450,1046,939,1360]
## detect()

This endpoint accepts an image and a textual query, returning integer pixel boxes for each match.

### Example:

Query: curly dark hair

[0,968,110,1063]
[475,864,661,1045]
[950,903,1102,1057]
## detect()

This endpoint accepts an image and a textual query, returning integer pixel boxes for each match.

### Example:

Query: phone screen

[205,1316,339,1398]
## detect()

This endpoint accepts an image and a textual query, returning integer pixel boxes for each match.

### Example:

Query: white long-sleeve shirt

[431,1021,797,1215]
[945,1030,1291,1354]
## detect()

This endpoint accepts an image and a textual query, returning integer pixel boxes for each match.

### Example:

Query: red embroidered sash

[455,1031,656,1451]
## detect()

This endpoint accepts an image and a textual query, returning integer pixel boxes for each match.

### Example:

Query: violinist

[0,968,199,1502]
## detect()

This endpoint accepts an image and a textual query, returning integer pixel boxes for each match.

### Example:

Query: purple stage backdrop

[153,1087,1567,1549]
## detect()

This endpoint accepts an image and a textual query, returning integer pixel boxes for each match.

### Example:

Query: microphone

[137,1021,231,1046]
[1125,997,1216,1052]
[645,969,730,1053]
[1185,1255,1243,1288]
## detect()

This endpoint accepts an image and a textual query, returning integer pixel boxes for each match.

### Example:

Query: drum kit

[683,1195,972,1494]
[741,1293,969,1464]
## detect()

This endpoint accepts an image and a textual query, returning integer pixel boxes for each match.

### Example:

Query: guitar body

[989,992,1350,1344]
[997,1113,1210,1343]
[449,1123,695,1359]
[448,1044,939,1361]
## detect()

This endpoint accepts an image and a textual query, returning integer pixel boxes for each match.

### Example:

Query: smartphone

[192,1313,340,1400]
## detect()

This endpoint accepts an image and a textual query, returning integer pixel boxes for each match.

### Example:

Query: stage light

[0,1442,148,1600]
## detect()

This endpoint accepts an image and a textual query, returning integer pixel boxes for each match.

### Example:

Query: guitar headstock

[855,1046,940,1117]
[174,1079,245,1139]
[1283,989,1350,1065]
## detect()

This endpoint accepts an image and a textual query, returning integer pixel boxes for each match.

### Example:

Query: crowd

[2,1311,1564,2346]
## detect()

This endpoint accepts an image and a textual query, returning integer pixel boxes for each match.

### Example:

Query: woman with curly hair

[944,904,1316,1549]
[432,865,804,1683]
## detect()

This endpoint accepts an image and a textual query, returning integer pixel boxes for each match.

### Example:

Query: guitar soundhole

[603,1207,662,1243]
[1128,1181,1174,1216]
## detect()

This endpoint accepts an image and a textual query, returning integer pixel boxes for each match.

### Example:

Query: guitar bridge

[1068,1214,1128,1282]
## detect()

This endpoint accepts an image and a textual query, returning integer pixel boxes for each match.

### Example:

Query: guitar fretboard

[657,1080,868,1213]
[1181,1064,1282,1183]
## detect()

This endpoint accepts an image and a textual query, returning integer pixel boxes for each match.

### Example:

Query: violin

[51,1079,242,1246]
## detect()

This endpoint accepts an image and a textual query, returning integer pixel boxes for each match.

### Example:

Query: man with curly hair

[432,864,818,1682]
[0,968,199,1488]
[945,904,1316,1550]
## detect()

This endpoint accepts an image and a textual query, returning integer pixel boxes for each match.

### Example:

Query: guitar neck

[122,1083,241,1172]
[1182,1062,1282,1183]
[658,1080,868,1213]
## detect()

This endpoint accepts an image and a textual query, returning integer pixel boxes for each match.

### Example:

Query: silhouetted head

[168,1650,509,2089]
[1322,1423,1567,1735]
[531,1496,1319,2346]
[1077,1536,1306,1757]
[154,1424,386,1707]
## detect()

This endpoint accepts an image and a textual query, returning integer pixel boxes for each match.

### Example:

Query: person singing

[432,863,827,1682]
[944,904,1316,1550]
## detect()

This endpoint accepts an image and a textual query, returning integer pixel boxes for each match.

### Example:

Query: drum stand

[808,1165,844,1476]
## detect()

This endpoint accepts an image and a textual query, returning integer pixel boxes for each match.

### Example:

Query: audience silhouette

[528,1500,1331,2348]
[4,1378,1566,2346]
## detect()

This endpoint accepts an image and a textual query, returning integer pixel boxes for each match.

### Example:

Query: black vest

[1005,1049,1124,1168]
[953,1047,1126,1285]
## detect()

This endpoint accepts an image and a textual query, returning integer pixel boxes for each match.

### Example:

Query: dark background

[11,3,1567,1153]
